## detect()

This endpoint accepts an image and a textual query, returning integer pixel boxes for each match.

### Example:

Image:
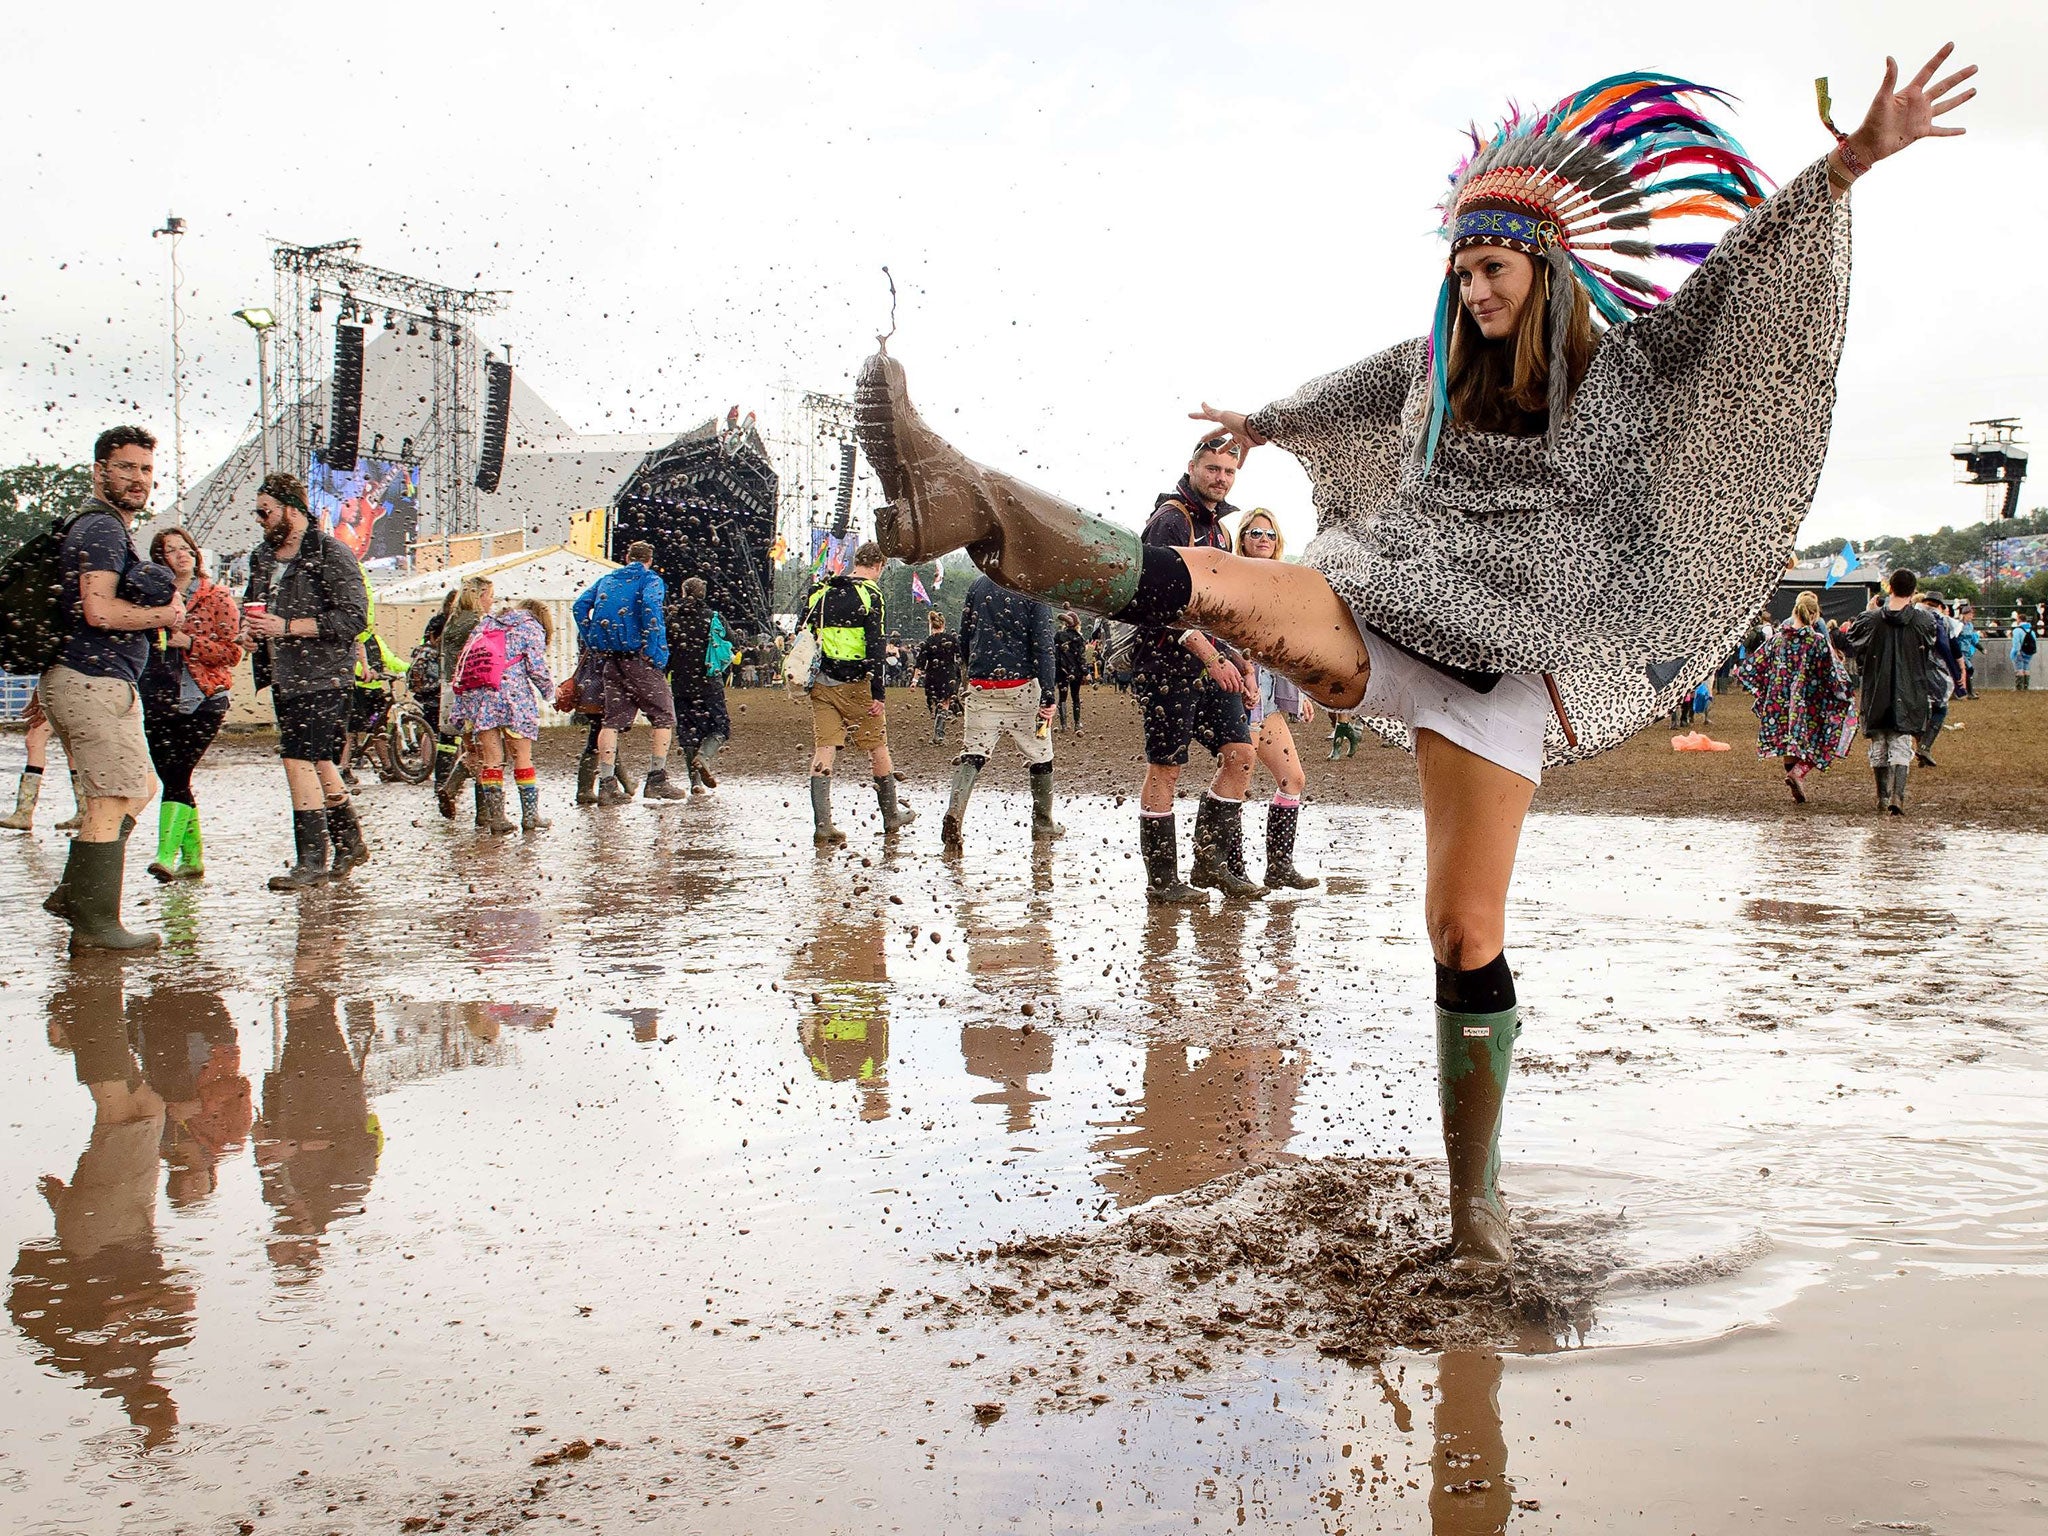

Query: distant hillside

[1799,507,2048,600]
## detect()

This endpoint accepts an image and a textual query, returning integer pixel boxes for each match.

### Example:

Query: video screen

[308,456,422,568]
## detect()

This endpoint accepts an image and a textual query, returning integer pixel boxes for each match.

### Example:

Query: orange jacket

[180,578,243,696]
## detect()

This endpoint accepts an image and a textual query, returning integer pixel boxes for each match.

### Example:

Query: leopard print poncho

[1247,157,1851,767]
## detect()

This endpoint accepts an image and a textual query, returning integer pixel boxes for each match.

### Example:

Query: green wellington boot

[60,837,161,953]
[147,801,192,883]
[0,769,41,831]
[1437,1003,1519,1268]
[1029,763,1063,840]
[941,759,981,850]
[810,775,845,847]
[178,805,207,879]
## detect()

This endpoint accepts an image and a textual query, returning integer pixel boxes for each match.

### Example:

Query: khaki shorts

[811,680,886,752]
[961,684,1053,766]
[39,665,156,801]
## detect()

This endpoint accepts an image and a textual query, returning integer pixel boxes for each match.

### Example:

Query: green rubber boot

[148,801,192,883]
[1436,1003,1519,1269]
[179,804,207,879]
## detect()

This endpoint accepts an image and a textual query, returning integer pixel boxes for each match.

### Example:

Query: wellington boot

[479,784,517,835]
[269,809,333,892]
[694,736,723,789]
[1873,766,1890,813]
[1437,1003,1518,1269]
[54,774,85,832]
[1139,814,1203,906]
[576,750,600,806]
[148,801,192,883]
[876,775,917,834]
[0,771,41,831]
[1189,794,1267,900]
[1029,765,1063,840]
[473,780,489,827]
[327,797,372,876]
[810,775,845,846]
[941,759,980,850]
[437,758,471,820]
[612,760,639,799]
[1262,801,1319,890]
[60,837,161,954]
[1890,762,1910,816]
[518,781,550,831]
[178,805,206,879]
[856,350,1145,611]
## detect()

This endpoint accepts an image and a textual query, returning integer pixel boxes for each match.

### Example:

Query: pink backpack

[453,620,511,693]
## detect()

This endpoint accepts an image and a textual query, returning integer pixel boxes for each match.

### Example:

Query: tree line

[1797,505,2048,607]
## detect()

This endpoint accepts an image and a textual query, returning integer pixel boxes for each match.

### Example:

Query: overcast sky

[4,1,2040,552]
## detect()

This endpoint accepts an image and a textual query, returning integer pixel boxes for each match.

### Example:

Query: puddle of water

[0,748,2043,1531]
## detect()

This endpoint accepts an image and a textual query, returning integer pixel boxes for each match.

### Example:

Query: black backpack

[2023,627,2038,657]
[0,512,85,674]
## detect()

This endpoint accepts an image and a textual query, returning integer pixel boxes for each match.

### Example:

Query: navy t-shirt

[57,506,148,684]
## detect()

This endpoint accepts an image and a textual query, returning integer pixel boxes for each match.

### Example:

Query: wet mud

[1,737,2044,1533]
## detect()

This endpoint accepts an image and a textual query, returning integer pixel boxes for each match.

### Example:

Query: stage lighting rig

[1953,418,2030,520]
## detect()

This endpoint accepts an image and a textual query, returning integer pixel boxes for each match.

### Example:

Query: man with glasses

[1131,435,1264,904]
[37,426,185,951]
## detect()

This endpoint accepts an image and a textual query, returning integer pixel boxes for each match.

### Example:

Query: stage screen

[308,456,421,567]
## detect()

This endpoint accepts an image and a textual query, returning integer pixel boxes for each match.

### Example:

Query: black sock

[1435,951,1516,1013]
[23,765,43,778]
[1111,545,1193,627]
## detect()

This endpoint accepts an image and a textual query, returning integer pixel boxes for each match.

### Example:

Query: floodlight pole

[152,214,188,501]
[234,307,279,478]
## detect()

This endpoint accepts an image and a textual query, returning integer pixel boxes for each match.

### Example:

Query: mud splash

[890,1157,1619,1411]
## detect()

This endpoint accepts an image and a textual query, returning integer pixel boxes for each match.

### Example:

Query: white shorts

[1357,630,1550,786]
[961,683,1053,766]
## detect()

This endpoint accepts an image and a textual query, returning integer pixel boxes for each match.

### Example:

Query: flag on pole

[911,574,931,606]
[1824,540,1861,589]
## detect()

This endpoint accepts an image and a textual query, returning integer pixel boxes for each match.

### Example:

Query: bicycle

[342,670,436,785]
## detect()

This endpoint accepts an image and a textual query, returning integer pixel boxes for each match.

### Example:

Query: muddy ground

[577,682,2048,830]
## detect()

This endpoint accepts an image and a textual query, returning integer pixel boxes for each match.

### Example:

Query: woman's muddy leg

[1175,547,1371,709]
[1415,729,1535,1268]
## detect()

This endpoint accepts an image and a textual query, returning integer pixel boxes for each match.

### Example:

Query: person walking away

[1129,435,1265,903]
[1233,508,1319,888]
[449,597,555,832]
[1954,602,1981,697]
[1842,569,1939,815]
[0,712,83,832]
[415,589,456,792]
[663,577,731,792]
[140,527,240,879]
[2012,615,2038,690]
[572,541,687,803]
[1735,590,1851,802]
[1914,592,1959,767]
[804,542,914,844]
[435,577,490,820]
[242,472,373,889]
[945,572,1060,850]
[35,426,184,951]
[915,610,962,744]
[1054,610,1087,734]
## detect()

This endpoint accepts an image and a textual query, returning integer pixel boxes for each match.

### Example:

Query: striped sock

[480,767,504,788]
[514,767,537,787]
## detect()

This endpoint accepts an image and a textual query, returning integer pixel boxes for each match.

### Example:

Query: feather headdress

[1419,73,1770,470]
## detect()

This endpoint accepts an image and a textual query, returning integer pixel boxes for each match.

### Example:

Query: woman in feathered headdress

[853,46,1975,1267]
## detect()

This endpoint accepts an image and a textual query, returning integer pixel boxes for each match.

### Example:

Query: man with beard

[242,472,372,889]
[1130,436,1264,903]
[36,426,186,952]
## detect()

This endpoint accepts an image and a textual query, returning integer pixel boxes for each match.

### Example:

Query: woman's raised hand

[1188,402,1265,454]
[1851,43,1977,166]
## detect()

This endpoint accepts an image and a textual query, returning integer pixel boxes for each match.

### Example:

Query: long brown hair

[1446,257,1596,435]
[516,598,554,646]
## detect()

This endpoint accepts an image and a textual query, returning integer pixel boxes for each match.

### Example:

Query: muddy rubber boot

[876,774,918,834]
[269,809,332,891]
[1889,762,1909,816]
[433,734,460,792]
[178,805,206,879]
[1029,762,1063,840]
[613,759,639,799]
[1189,795,1267,900]
[437,757,471,820]
[930,710,947,745]
[576,750,600,806]
[55,773,85,832]
[327,796,371,875]
[479,782,517,834]
[810,774,845,846]
[856,350,1147,611]
[643,764,690,801]
[1437,1001,1517,1269]
[1872,765,1890,812]
[1139,814,1202,906]
[518,780,550,831]
[60,837,161,954]
[942,758,981,850]
[1263,801,1319,890]
[148,802,191,883]
[695,735,723,789]
[0,769,41,831]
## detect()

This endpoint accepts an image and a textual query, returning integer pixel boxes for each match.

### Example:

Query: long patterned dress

[449,610,554,739]
[1247,158,1852,766]
[1735,620,1852,769]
